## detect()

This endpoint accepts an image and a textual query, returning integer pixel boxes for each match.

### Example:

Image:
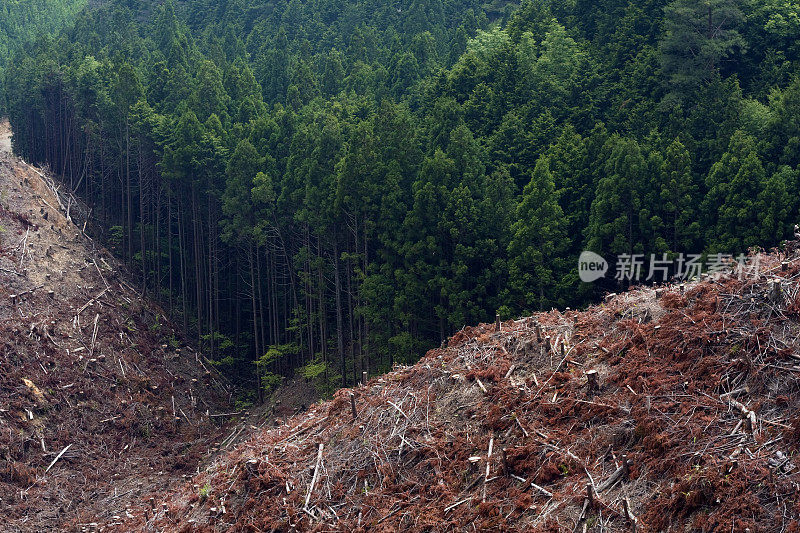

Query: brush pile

[138,249,800,532]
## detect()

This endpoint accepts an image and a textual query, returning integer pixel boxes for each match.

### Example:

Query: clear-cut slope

[137,245,800,532]
[0,120,235,532]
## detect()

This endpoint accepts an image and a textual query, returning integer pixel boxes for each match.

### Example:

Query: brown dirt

[0,119,11,153]
[0,119,241,532]
[127,249,800,532]
[240,376,321,432]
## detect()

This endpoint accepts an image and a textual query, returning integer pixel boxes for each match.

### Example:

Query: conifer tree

[660,0,745,101]
[508,156,567,312]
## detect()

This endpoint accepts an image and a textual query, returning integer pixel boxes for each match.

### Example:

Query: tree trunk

[334,238,346,387]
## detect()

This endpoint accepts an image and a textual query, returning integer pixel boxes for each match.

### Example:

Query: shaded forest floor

[0,119,259,532]
[129,246,800,531]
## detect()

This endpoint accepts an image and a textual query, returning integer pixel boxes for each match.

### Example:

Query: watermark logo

[578,251,609,282]
[578,251,762,283]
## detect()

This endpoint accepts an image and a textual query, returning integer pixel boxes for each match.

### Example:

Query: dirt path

[0,118,11,153]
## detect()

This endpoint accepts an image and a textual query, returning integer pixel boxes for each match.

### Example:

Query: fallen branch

[387,400,410,421]
[482,436,494,503]
[513,414,529,437]
[45,444,72,474]
[18,227,29,269]
[179,408,194,427]
[573,495,591,533]
[208,411,243,418]
[728,397,758,436]
[531,482,553,498]
[444,497,471,513]
[465,365,488,393]
[76,288,110,317]
[377,506,401,524]
[596,457,631,494]
[89,314,99,357]
[622,497,638,530]
[535,438,581,462]
[304,443,324,509]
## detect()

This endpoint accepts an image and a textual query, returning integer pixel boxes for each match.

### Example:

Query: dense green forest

[4,0,800,399]
[0,0,86,112]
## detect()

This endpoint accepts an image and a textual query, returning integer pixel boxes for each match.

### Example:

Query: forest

[4,0,800,399]
[0,0,86,113]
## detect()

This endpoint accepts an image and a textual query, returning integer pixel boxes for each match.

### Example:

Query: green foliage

[658,138,700,253]
[587,136,647,256]
[297,358,340,398]
[234,396,255,412]
[704,130,792,251]
[660,0,746,103]
[108,226,124,253]
[254,344,292,397]
[256,344,295,369]
[203,332,238,368]
[508,156,566,311]
[260,371,283,393]
[298,360,327,381]
[0,0,85,111]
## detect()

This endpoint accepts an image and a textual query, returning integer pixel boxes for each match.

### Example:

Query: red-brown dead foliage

[94,247,800,532]
[661,291,688,308]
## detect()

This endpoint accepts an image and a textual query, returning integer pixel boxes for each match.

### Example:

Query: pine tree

[547,126,593,255]
[508,156,567,312]
[757,166,793,245]
[660,0,745,102]
[586,136,646,256]
[659,138,700,253]
[703,130,777,252]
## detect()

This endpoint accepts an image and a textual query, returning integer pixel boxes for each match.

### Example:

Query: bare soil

[0,120,11,153]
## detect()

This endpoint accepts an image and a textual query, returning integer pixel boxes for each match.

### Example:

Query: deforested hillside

[6,0,800,529]
[112,245,800,531]
[0,120,239,532]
